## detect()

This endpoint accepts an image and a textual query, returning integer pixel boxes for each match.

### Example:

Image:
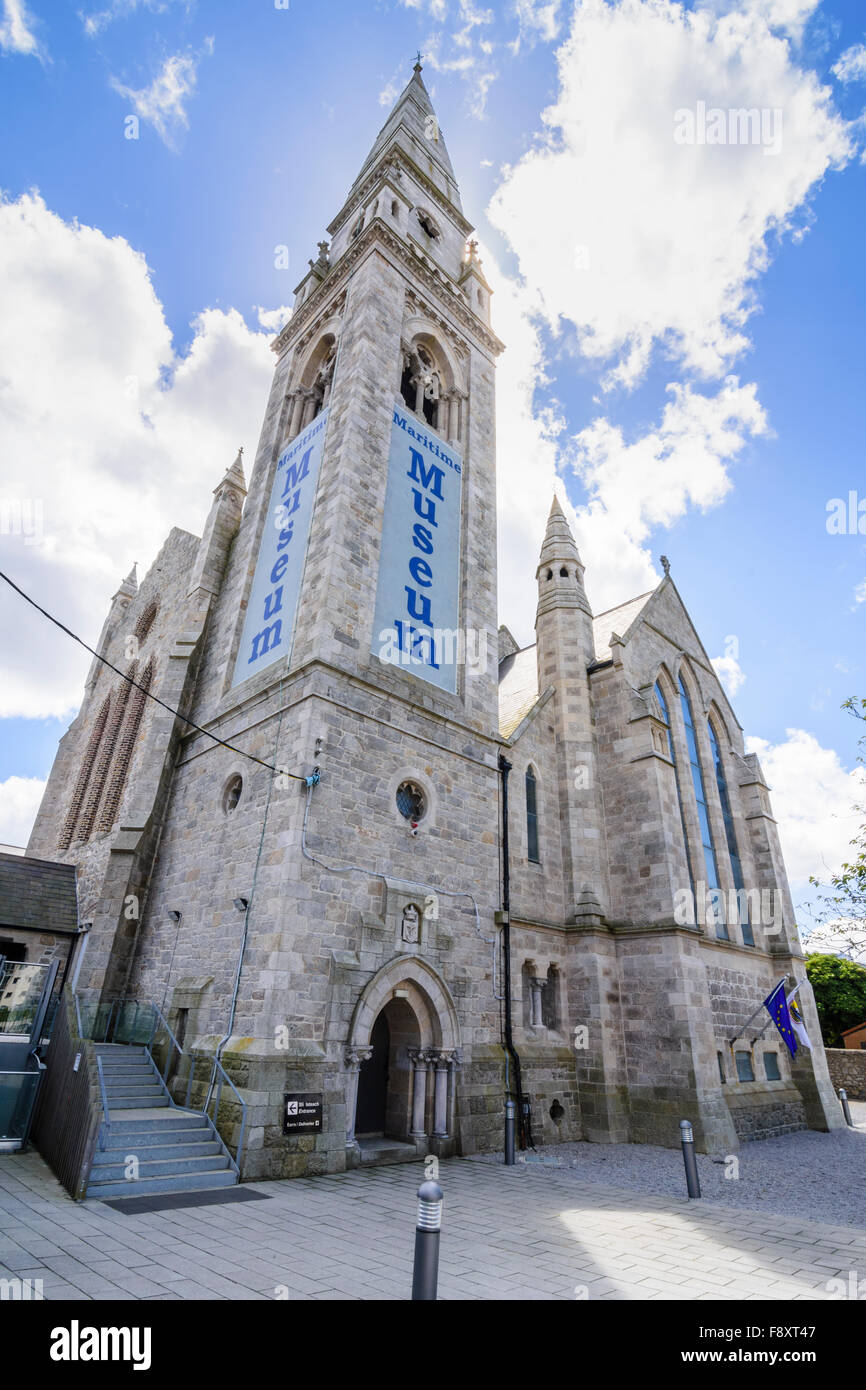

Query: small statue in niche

[401,903,421,944]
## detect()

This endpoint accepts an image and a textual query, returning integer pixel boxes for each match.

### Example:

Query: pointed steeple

[217,447,247,500]
[114,563,138,601]
[348,60,461,211]
[536,494,591,621]
[189,451,247,599]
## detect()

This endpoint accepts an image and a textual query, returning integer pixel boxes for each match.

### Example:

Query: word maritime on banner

[232,408,329,687]
[372,400,463,694]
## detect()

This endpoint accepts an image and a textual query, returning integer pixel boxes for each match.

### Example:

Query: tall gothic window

[525,765,540,863]
[59,696,111,850]
[655,680,695,897]
[708,719,754,946]
[679,676,725,938]
[98,661,154,833]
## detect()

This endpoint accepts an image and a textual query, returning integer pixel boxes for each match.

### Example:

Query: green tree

[805,953,866,1047]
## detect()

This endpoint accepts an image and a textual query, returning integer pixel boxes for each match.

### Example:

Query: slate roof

[498,645,541,739]
[592,593,654,663]
[497,590,656,738]
[0,852,78,934]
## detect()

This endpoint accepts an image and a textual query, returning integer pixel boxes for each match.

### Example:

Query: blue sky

[0,0,864,926]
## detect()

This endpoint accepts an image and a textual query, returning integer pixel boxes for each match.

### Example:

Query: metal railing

[94,1054,111,1152]
[74,993,247,1175]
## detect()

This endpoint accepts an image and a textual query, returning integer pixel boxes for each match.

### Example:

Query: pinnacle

[538,493,582,572]
[218,447,247,496]
[116,562,138,599]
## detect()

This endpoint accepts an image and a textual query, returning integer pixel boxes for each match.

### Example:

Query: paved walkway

[1,1145,865,1300]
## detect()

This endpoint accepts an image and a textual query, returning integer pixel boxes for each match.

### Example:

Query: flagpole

[727,975,788,1047]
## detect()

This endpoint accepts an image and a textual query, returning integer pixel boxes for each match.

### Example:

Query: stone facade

[29,65,843,1178]
[825,1048,866,1101]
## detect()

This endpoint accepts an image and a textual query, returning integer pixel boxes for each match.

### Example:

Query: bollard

[504,1098,516,1166]
[679,1119,701,1199]
[839,1088,854,1127]
[411,1178,443,1301]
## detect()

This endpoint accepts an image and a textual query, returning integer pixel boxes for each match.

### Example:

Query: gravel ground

[470,1101,866,1229]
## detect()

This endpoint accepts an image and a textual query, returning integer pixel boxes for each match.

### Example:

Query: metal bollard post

[411,1178,443,1301]
[839,1088,854,1127]
[679,1119,701,1199]
[504,1098,516,1165]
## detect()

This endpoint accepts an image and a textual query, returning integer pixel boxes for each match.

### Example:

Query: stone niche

[361,876,452,958]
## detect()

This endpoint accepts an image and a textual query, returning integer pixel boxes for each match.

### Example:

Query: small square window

[735,1052,755,1082]
[763,1052,781,1081]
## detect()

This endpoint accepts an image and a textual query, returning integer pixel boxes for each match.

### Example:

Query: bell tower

[223,60,504,736]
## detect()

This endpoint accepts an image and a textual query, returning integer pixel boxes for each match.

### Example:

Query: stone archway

[344,956,461,1163]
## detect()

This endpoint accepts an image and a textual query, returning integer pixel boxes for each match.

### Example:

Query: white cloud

[712,653,746,695]
[745,728,864,887]
[698,0,821,41]
[567,376,768,614]
[512,0,565,47]
[80,0,189,37]
[110,44,212,150]
[489,0,851,390]
[833,44,866,86]
[0,776,46,847]
[0,0,43,57]
[0,192,277,720]
[855,579,866,606]
[255,305,291,334]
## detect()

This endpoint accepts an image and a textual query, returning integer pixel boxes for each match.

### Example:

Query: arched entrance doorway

[355,997,420,1141]
[344,955,461,1166]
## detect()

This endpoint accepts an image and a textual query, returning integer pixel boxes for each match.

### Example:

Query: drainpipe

[498,754,528,1150]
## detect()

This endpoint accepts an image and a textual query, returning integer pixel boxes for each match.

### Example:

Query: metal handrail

[206,1057,247,1175]
[75,994,247,1172]
[95,1054,111,1152]
[145,1000,185,1083]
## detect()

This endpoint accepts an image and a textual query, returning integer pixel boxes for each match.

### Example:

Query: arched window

[59,696,111,850]
[398,342,445,432]
[133,601,158,646]
[98,661,154,833]
[679,676,725,938]
[709,720,753,946]
[525,765,540,863]
[77,668,134,841]
[655,680,695,897]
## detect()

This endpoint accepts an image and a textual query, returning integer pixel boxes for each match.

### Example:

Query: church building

[28,62,843,1184]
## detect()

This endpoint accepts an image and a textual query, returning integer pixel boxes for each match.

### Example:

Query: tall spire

[218,447,247,498]
[114,562,138,601]
[536,495,591,620]
[348,59,461,210]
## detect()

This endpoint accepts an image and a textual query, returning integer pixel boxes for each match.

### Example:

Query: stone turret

[534,494,606,918]
[187,449,247,601]
[535,494,593,680]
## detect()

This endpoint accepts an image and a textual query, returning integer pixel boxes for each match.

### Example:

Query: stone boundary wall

[824,1048,866,1101]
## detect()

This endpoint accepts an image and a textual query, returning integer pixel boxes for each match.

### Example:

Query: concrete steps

[86,1044,239,1201]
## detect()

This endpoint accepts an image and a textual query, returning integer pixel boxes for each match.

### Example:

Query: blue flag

[764,981,797,1058]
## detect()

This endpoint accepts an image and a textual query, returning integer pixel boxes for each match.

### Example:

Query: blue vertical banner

[232,408,329,687]
[371,400,463,694]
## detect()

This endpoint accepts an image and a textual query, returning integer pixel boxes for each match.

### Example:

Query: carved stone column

[530,978,545,1028]
[432,1050,455,1137]
[344,1046,373,1147]
[409,1048,431,1138]
[288,392,305,439]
